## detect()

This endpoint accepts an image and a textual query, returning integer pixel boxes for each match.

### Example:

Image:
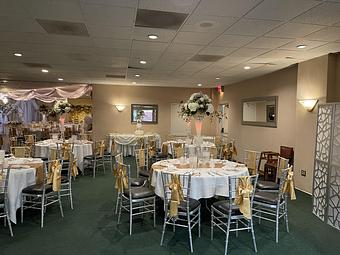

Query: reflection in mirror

[242,96,278,127]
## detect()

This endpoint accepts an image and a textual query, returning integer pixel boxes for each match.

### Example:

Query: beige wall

[221,66,298,165]
[92,85,216,140]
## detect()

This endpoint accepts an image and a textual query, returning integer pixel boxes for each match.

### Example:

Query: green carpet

[1,157,339,255]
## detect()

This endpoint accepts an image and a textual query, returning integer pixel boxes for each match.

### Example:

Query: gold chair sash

[222,145,231,160]
[276,157,289,183]
[50,148,57,160]
[72,159,79,177]
[137,149,146,167]
[148,146,156,158]
[47,160,62,192]
[174,147,184,158]
[161,143,168,155]
[168,174,184,218]
[246,151,256,175]
[96,141,105,157]
[234,176,253,220]
[61,143,71,160]
[281,168,296,200]
[114,165,128,193]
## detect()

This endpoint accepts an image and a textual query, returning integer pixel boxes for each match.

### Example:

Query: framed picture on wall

[131,104,158,124]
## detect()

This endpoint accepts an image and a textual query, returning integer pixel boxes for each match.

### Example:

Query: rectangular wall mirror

[241,96,278,128]
[131,104,158,124]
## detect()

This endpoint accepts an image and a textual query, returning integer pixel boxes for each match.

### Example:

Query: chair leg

[236,220,239,237]
[187,214,193,253]
[93,160,96,178]
[198,207,201,238]
[224,217,231,255]
[211,209,214,240]
[117,194,123,224]
[250,218,257,253]
[160,216,167,246]
[41,196,45,228]
[285,202,289,233]
[69,186,74,210]
[275,206,280,243]
[5,210,13,237]
[102,159,106,173]
[129,202,133,235]
[21,195,24,223]
[115,193,120,215]
[153,198,156,228]
[58,192,64,218]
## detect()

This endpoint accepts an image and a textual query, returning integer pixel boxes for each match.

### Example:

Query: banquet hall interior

[1,0,340,255]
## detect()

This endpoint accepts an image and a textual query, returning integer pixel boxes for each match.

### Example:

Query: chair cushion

[254,191,280,205]
[130,177,146,187]
[138,169,150,178]
[22,184,53,194]
[178,198,200,212]
[212,200,242,215]
[84,155,103,160]
[256,180,279,190]
[124,187,155,199]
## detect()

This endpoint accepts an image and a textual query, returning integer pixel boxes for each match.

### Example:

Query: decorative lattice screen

[313,104,340,230]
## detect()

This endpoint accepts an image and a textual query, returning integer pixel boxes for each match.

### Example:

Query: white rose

[207,104,214,113]
[188,102,198,112]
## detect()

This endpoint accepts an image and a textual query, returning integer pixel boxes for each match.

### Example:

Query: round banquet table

[34,139,92,170]
[7,167,36,224]
[151,159,249,200]
[109,133,161,156]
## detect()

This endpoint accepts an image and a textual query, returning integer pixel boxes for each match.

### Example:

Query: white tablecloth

[164,140,216,155]
[7,168,36,223]
[109,133,161,156]
[151,159,248,200]
[34,139,92,170]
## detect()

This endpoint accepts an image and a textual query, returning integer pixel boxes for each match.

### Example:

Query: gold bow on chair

[114,165,128,193]
[47,160,62,192]
[148,146,156,158]
[281,167,296,200]
[61,143,71,160]
[222,145,231,160]
[168,174,184,218]
[138,149,146,167]
[96,141,105,157]
[72,159,79,177]
[234,176,253,220]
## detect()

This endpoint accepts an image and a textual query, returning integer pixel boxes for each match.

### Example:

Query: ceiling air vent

[190,54,225,62]
[36,19,89,37]
[23,63,52,68]
[135,9,188,30]
[105,74,126,79]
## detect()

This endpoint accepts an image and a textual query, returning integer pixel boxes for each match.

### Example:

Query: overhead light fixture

[115,104,126,112]
[2,97,8,104]
[244,66,251,70]
[139,60,147,64]
[299,99,318,112]
[132,82,137,85]
[14,53,23,57]
[58,78,63,81]
[215,77,220,80]
[148,34,158,40]
[197,83,202,87]
[134,74,140,77]
[296,44,307,49]
[1,80,8,83]
[41,69,49,73]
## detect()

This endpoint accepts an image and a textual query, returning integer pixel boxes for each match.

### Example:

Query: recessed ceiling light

[244,66,251,70]
[41,69,49,73]
[2,80,8,83]
[148,34,158,40]
[139,60,147,64]
[58,78,63,81]
[132,82,137,85]
[296,44,307,49]
[197,83,202,87]
[14,53,23,57]
[215,77,220,80]
[134,74,140,77]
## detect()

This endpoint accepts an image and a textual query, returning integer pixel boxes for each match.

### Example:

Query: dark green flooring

[1,157,340,255]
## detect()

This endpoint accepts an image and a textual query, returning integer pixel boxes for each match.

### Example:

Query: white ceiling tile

[293,2,340,26]
[138,0,199,13]
[246,37,294,49]
[266,23,325,38]
[196,0,262,17]
[80,0,137,8]
[81,4,135,26]
[258,49,309,60]
[181,15,237,33]
[246,0,320,21]
[225,18,281,36]
[93,38,131,49]
[0,17,44,33]
[210,35,256,47]
[166,43,203,53]
[87,25,132,39]
[228,48,270,58]
[173,31,218,45]
[132,41,168,51]
[305,26,340,41]
[133,27,176,43]
[279,39,328,51]
[0,0,30,18]
[199,46,237,56]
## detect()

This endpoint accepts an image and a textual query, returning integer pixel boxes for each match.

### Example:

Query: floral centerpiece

[135,110,145,135]
[49,100,71,117]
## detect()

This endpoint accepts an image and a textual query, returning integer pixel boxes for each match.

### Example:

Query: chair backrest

[0,167,10,209]
[244,150,260,175]
[276,156,289,182]
[135,149,148,174]
[160,172,192,214]
[65,153,75,181]
[49,147,58,160]
[10,146,31,158]
[280,146,294,165]
[210,147,218,159]
[136,137,144,149]
[115,153,123,164]
[116,161,131,196]
[56,142,74,161]
[147,139,157,158]
[227,175,258,212]
[25,134,36,145]
[173,146,184,159]
[42,159,64,188]
[94,140,105,157]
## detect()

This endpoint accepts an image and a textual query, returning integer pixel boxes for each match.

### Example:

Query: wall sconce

[299,99,318,112]
[115,104,126,112]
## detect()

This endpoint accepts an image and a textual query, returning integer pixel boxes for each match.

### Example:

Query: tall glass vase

[194,119,203,137]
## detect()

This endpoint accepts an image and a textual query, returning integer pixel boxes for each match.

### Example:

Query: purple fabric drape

[6,84,92,103]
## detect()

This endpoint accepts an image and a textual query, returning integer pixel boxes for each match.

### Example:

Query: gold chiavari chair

[10,146,31,158]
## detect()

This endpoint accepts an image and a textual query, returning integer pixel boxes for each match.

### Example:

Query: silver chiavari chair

[252,167,291,243]
[211,175,258,255]
[104,136,116,171]
[135,148,150,179]
[117,162,156,235]
[21,160,64,228]
[83,140,106,178]
[0,167,13,236]
[160,172,201,253]
[60,153,75,209]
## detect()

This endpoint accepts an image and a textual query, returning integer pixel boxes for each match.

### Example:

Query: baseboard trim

[295,187,312,196]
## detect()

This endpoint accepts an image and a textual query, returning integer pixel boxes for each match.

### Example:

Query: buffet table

[109,133,161,156]
[151,159,248,200]
[35,139,92,170]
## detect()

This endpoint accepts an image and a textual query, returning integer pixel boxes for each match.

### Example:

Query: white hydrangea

[207,104,214,114]
[188,102,199,112]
